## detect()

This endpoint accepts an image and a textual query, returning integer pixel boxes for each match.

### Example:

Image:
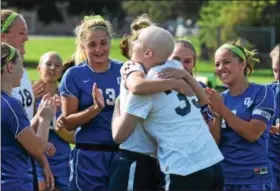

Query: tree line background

[2,0,279,67]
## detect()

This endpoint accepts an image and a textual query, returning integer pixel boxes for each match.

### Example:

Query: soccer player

[35,51,74,190]
[1,9,46,122]
[267,44,279,190]
[206,42,275,191]
[112,26,224,190]
[1,42,56,190]
[110,16,192,191]
[59,15,122,191]
[160,38,224,190]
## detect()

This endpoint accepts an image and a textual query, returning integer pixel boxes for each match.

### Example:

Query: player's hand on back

[157,68,187,79]
[157,68,195,96]
[32,80,46,100]
[174,79,195,96]
[92,83,105,110]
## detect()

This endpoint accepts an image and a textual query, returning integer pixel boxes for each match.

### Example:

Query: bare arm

[181,71,208,105]
[158,68,208,105]
[219,105,266,142]
[61,96,102,131]
[30,113,39,132]
[112,111,141,144]
[127,71,186,95]
[54,128,75,144]
[207,88,268,142]
[17,127,54,189]
[111,97,141,144]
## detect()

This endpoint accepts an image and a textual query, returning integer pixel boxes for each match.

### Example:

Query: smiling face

[215,48,246,86]
[1,16,28,56]
[169,44,195,74]
[38,53,63,83]
[81,29,111,65]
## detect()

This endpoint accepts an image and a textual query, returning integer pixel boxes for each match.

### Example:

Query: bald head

[39,51,62,65]
[139,26,174,61]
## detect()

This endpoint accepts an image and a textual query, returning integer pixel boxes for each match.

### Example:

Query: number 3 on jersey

[19,89,33,107]
[165,91,200,116]
[99,88,116,106]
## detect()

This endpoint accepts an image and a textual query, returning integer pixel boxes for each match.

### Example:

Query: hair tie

[244,48,260,63]
[1,12,18,33]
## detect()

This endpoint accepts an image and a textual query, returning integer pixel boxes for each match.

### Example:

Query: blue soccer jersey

[220,83,275,184]
[59,59,122,145]
[1,91,33,190]
[267,81,280,178]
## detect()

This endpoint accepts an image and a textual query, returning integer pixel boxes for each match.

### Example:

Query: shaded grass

[25,36,127,63]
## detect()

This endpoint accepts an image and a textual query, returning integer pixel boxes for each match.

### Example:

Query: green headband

[1,46,17,69]
[1,12,18,33]
[219,44,246,60]
[84,15,104,22]
[83,15,109,34]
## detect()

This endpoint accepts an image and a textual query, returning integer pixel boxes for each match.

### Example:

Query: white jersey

[125,60,224,176]
[11,68,35,121]
[119,61,157,157]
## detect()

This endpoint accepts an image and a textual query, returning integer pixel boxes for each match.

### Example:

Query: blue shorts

[68,147,117,191]
[224,183,273,191]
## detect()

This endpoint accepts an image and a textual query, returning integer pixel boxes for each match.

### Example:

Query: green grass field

[25,36,274,84]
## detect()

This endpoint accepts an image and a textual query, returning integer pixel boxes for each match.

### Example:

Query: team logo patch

[244,97,253,108]
[117,77,121,85]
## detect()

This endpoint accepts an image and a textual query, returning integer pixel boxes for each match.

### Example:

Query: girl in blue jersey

[267,44,280,190]
[206,42,275,191]
[1,42,56,190]
[59,15,122,191]
[36,51,75,191]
